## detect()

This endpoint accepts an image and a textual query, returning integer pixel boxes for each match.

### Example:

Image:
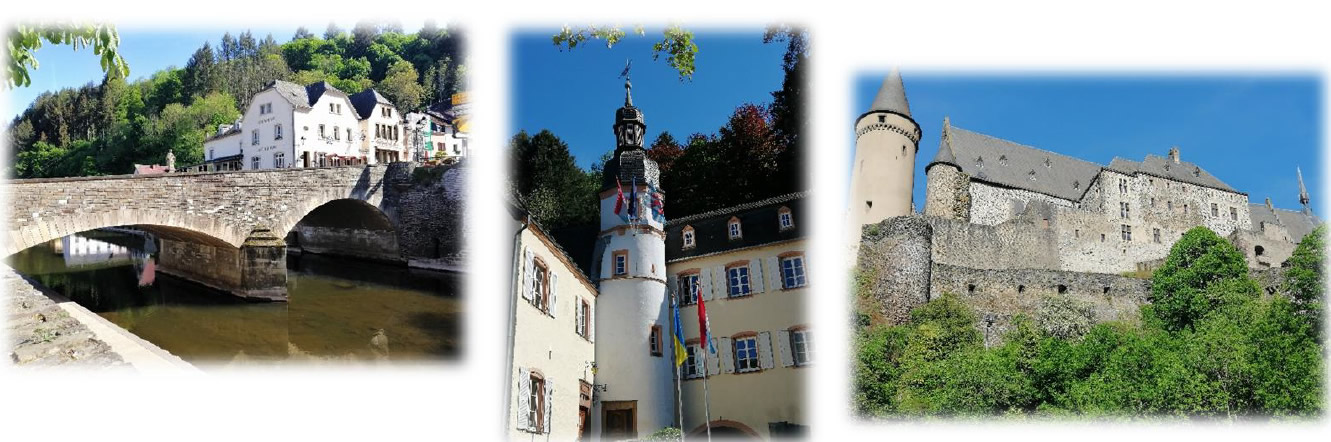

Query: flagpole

[672,293,684,440]
[699,343,713,442]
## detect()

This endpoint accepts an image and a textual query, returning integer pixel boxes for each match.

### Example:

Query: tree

[1149,226,1257,331]
[553,24,698,80]
[7,23,129,88]
[509,130,599,230]
[1283,225,1325,328]
[182,42,219,101]
[292,27,314,41]
[764,25,808,195]
[376,60,425,111]
[323,23,343,40]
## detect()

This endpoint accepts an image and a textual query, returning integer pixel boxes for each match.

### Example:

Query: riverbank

[4,265,197,372]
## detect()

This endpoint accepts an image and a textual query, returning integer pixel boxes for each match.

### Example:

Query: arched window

[1255,245,1265,256]
[682,226,696,249]
[728,217,742,240]
[777,207,794,230]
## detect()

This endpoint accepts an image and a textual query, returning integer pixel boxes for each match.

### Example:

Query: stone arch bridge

[2,163,467,300]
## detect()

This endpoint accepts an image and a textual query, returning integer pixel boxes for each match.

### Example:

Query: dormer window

[1193,166,1201,177]
[976,156,984,168]
[1044,157,1052,168]
[682,226,696,249]
[1028,170,1036,181]
[329,103,335,113]
[728,217,742,240]
[778,207,794,230]
[1073,180,1081,190]
[998,155,1008,166]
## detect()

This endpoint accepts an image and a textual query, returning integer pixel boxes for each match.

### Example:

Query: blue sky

[5,22,430,123]
[511,29,788,170]
[853,73,1323,214]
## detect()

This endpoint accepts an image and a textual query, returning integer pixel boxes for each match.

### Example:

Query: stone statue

[165,149,176,172]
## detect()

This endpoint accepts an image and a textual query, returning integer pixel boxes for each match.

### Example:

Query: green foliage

[7,22,129,88]
[1036,295,1094,339]
[377,60,425,111]
[853,228,1325,419]
[1284,225,1325,333]
[1150,226,1256,331]
[508,130,600,230]
[552,24,700,80]
[639,427,682,441]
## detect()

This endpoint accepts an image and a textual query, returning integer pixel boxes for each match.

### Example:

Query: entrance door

[601,401,636,441]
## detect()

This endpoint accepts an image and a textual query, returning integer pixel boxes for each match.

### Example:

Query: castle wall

[858,217,933,326]
[924,215,1061,271]
[966,182,1076,226]
[929,263,1151,347]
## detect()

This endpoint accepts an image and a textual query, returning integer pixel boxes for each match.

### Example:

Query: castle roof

[664,191,809,263]
[1249,203,1321,244]
[868,69,911,116]
[1106,154,1238,194]
[928,124,1102,201]
[349,88,395,120]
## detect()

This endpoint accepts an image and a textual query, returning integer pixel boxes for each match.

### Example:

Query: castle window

[1150,197,1156,207]
[1121,224,1132,241]
[677,273,700,306]
[1074,229,1080,238]
[734,335,760,373]
[1153,228,1161,243]
[1168,200,1173,210]
[1230,207,1237,221]
[866,201,873,211]
[1149,178,1155,186]
[1103,287,1111,295]
[778,207,794,230]
[649,325,663,357]
[1211,203,1218,217]
[613,250,629,276]
[1120,202,1130,219]
[781,255,807,289]
[1255,245,1265,256]
[1058,285,1068,294]
[967,284,976,294]
[1119,179,1128,194]
[728,217,743,240]
[1017,285,1025,294]
[878,115,885,123]
[682,226,696,249]
[1184,204,1189,214]
[1101,233,1106,242]
[727,264,752,297]
[791,329,813,366]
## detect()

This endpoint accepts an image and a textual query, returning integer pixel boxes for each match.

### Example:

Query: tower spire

[869,68,911,116]
[1298,166,1312,216]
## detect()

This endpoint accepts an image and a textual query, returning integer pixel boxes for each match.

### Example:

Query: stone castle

[850,71,1321,341]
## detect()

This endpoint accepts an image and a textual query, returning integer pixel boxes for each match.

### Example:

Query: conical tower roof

[869,68,911,116]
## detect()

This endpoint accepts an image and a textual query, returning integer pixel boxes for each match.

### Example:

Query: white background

[3,0,1330,440]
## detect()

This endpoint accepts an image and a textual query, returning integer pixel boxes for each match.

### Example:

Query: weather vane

[619,58,633,106]
[619,58,632,81]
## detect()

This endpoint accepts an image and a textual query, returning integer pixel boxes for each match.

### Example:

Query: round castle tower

[592,79,674,438]
[849,69,922,227]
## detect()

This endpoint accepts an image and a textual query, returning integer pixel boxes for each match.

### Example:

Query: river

[5,230,462,366]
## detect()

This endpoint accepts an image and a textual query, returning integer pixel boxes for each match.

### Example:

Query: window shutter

[751,260,765,294]
[706,343,721,376]
[589,305,595,343]
[766,257,782,290]
[719,337,734,374]
[711,266,726,299]
[549,272,559,318]
[521,247,534,301]
[693,345,706,378]
[517,368,531,430]
[543,380,554,434]
[574,301,582,334]
[758,331,774,370]
[699,268,713,302]
[777,330,794,367]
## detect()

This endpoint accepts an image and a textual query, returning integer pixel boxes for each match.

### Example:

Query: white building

[200,120,244,172]
[350,89,408,164]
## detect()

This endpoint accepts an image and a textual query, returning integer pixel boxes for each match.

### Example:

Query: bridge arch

[7,207,253,257]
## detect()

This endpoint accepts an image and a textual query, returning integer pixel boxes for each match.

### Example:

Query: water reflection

[7,231,462,366]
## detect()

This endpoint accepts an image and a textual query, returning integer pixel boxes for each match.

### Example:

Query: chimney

[1168,146,1180,164]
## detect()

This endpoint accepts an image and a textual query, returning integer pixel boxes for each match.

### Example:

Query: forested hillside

[509,28,807,229]
[7,21,466,179]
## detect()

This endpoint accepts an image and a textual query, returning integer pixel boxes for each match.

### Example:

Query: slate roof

[349,89,394,120]
[268,80,314,110]
[1249,203,1321,243]
[1106,155,1239,194]
[868,69,911,116]
[304,81,349,107]
[665,191,809,262]
[928,125,1102,201]
[508,197,597,288]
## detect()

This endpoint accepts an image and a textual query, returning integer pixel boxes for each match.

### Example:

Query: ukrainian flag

[672,296,688,366]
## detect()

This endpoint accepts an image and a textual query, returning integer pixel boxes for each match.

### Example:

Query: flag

[649,182,665,222]
[614,178,629,222]
[672,294,688,367]
[696,282,716,354]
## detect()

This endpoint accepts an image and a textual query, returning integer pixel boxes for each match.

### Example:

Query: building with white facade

[350,89,408,164]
